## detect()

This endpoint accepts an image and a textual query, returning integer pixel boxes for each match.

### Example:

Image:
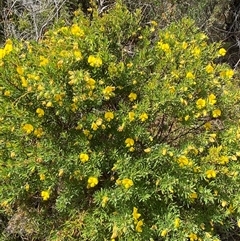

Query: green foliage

[0,3,240,240]
[117,0,219,28]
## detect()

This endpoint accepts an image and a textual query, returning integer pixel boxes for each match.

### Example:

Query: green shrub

[1,2,240,240]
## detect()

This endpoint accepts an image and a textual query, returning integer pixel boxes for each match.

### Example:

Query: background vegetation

[1,0,240,66]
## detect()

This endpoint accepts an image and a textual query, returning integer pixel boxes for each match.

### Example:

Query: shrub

[0,2,240,240]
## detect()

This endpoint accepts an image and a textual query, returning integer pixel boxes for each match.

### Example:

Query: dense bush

[1,2,240,240]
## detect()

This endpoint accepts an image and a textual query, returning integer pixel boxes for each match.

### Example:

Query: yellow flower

[221,200,227,207]
[182,41,188,49]
[192,47,201,56]
[55,94,63,102]
[116,179,122,185]
[199,33,207,40]
[174,218,180,228]
[162,148,167,155]
[196,98,206,109]
[206,169,216,179]
[189,233,198,241]
[184,115,190,121]
[96,118,103,126]
[128,92,137,101]
[103,86,115,99]
[20,77,28,87]
[122,178,133,189]
[189,192,198,199]
[10,152,15,158]
[128,112,135,121]
[83,129,90,136]
[132,79,137,84]
[101,196,109,207]
[129,147,135,152]
[212,109,221,118]
[144,148,151,153]
[161,229,168,237]
[41,190,50,201]
[71,103,77,112]
[136,220,143,232]
[85,76,96,89]
[36,108,44,117]
[37,84,44,91]
[204,122,212,130]
[104,111,114,121]
[132,207,141,221]
[57,59,64,68]
[4,90,11,96]
[225,69,234,78]
[59,26,69,34]
[139,113,148,122]
[205,64,214,73]
[218,48,226,56]
[39,56,49,66]
[58,169,64,177]
[73,10,80,16]
[46,101,52,107]
[226,204,234,214]
[158,42,171,52]
[208,94,216,105]
[0,48,5,59]
[79,153,89,163]
[87,176,98,188]
[34,128,44,138]
[209,133,216,142]
[125,138,134,147]
[219,156,229,165]
[16,66,24,75]
[168,85,175,94]
[88,55,102,67]
[28,73,39,81]
[22,124,34,134]
[111,225,118,239]
[70,24,84,37]
[73,50,83,61]
[186,72,195,79]
[127,62,133,68]
[91,122,98,131]
[39,173,45,181]
[60,50,70,58]
[4,39,13,54]
[178,156,190,167]
[25,183,30,191]
[150,20,158,26]
[180,98,187,106]
[162,43,170,52]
